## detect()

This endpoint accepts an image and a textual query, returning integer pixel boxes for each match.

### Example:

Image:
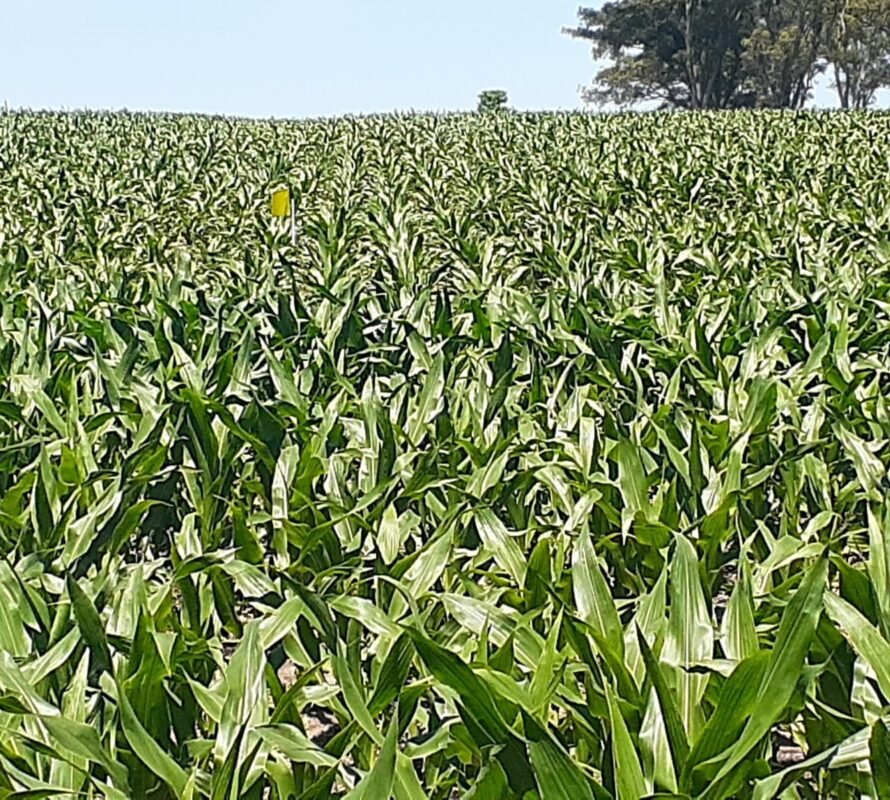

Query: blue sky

[3,1,594,117]
[2,1,880,117]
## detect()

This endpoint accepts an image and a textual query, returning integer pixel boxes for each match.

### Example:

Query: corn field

[1,109,890,798]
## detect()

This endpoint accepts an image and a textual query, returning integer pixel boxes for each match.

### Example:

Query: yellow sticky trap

[271,188,290,217]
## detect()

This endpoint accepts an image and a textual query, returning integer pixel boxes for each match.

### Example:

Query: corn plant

[0,109,889,798]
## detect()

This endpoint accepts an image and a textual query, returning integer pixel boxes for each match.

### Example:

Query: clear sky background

[2,0,883,117]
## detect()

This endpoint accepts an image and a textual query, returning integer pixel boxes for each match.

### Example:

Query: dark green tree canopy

[566,0,756,109]
[828,0,890,108]
[741,0,835,108]
[567,0,890,108]
[477,90,510,113]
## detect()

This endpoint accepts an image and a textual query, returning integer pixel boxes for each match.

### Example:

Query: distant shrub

[477,90,509,113]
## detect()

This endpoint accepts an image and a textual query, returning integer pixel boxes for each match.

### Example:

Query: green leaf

[343,706,399,800]
[572,525,623,659]
[409,629,535,795]
[702,557,827,797]
[409,631,509,743]
[868,503,890,637]
[108,500,165,557]
[606,683,647,800]
[378,504,403,565]
[65,574,112,675]
[824,592,890,701]
[751,745,836,800]
[333,650,384,746]
[834,425,885,500]
[721,557,757,662]
[210,725,245,800]
[614,439,650,518]
[116,679,188,798]
[681,652,769,791]
[871,721,890,797]
[663,534,712,740]
[407,353,445,445]
[394,752,430,800]
[465,759,508,800]
[529,738,595,800]
[255,725,338,768]
[38,715,129,791]
[529,612,563,713]
[636,627,690,772]
[524,710,595,800]
[475,507,527,586]
[369,633,415,715]
[219,622,266,756]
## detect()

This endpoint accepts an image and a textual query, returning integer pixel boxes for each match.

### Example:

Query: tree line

[565,0,890,109]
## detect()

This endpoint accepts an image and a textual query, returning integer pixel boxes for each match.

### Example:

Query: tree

[566,0,850,109]
[565,0,757,109]
[826,0,890,107]
[740,0,837,108]
[477,90,509,113]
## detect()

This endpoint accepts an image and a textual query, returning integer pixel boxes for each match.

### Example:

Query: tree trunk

[834,63,851,108]
[685,0,701,108]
